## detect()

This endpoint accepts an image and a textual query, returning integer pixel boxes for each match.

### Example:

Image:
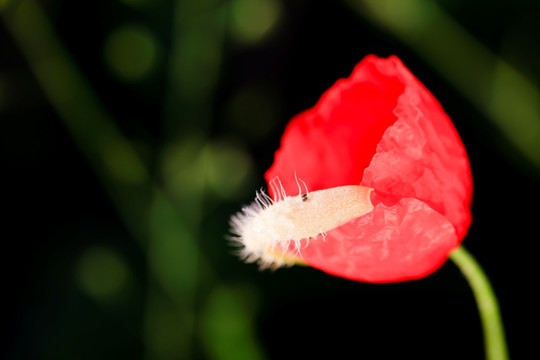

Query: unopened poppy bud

[230,55,473,283]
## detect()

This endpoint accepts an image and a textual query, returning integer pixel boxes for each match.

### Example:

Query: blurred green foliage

[104,24,159,81]
[355,0,540,168]
[2,0,540,359]
[77,245,131,303]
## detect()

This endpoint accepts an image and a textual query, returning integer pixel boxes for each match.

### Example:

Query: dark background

[2,0,539,359]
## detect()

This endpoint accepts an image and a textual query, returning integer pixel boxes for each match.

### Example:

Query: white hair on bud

[229,178,374,270]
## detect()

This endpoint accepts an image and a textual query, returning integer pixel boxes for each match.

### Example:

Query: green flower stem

[449,246,509,360]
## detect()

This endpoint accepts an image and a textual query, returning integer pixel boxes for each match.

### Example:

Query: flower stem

[449,246,509,360]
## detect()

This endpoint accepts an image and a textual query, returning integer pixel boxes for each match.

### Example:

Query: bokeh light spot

[77,246,129,302]
[202,141,255,198]
[104,25,158,81]
[0,0,13,10]
[161,137,255,200]
[230,0,282,44]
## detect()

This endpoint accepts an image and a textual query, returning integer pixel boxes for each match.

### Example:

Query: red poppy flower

[231,55,472,283]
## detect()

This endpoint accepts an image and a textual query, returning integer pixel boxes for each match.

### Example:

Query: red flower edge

[264,55,473,283]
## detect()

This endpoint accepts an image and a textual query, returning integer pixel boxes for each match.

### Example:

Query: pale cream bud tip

[229,184,374,270]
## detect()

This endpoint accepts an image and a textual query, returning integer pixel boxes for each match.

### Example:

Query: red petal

[296,197,459,283]
[361,57,473,238]
[265,55,404,195]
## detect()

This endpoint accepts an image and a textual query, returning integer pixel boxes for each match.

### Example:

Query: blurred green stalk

[2,1,265,359]
[1,1,199,358]
[164,0,227,135]
[350,0,540,170]
[1,0,151,238]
